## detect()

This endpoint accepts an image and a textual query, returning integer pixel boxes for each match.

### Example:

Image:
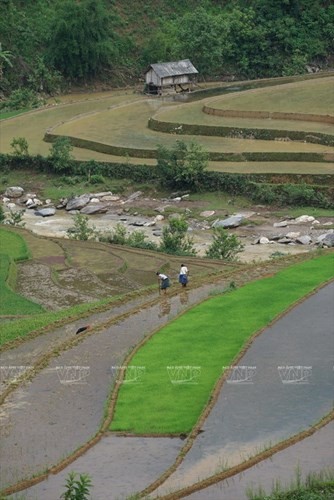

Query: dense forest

[0,0,333,104]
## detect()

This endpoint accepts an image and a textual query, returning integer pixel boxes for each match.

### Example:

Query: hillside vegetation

[0,0,333,103]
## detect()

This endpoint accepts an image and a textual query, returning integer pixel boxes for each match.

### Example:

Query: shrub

[67,214,98,241]
[160,217,196,256]
[10,137,29,156]
[48,137,74,174]
[206,226,244,261]
[60,471,92,500]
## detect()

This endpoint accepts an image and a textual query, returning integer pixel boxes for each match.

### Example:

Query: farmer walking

[156,272,170,294]
[179,264,189,287]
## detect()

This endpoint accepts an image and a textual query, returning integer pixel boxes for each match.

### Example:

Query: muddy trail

[0,253,331,497]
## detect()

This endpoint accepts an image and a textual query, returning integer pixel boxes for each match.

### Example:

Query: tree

[11,137,29,156]
[206,227,244,261]
[156,140,208,191]
[160,217,196,256]
[47,0,117,80]
[48,137,73,173]
[67,214,98,241]
[0,42,13,80]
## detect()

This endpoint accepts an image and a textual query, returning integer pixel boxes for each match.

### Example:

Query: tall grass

[111,253,333,433]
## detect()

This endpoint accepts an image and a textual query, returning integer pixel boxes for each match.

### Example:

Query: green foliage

[67,213,98,241]
[0,205,5,223]
[61,471,92,500]
[10,137,29,156]
[5,209,26,227]
[48,137,74,173]
[0,88,41,111]
[160,217,196,256]
[156,140,208,191]
[47,0,118,80]
[27,56,63,95]
[206,227,244,261]
[101,223,158,251]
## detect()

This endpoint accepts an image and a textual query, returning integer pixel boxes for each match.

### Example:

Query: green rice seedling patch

[111,253,333,434]
[0,228,30,261]
[0,254,44,316]
[0,296,114,346]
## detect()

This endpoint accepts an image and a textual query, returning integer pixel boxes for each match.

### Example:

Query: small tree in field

[160,217,196,255]
[156,140,208,190]
[48,136,74,173]
[206,227,244,261]
[67,214,98,241]
[11,137,29,156]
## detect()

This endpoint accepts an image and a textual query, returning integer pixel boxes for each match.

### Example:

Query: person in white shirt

[179,264,189,287]
[156,272,170,294]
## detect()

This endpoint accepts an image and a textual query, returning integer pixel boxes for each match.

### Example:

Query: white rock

[322,221,333,226]
[286,232,300,239]
[200,210,215,217]
[154,215,164,222]
[33,198,43,206]
[7,203,16,209]
[90,198,100,203]
[45,199,52,205]
[2,197,10,203]
[259,237,270,244]
[312,220,320,225]
[172,197,182,202]
[273,221,288,228]
[294,215,315,223]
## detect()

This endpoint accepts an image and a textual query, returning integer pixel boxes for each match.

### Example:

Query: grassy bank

[111,253,333,434]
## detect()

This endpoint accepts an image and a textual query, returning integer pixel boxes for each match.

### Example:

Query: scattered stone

[5,186,24,198]
[212,215,244,228]
[172,197,182,202]
[154,215,164,222]
[35,207,56,217]
[144,221,155,227]
[66,194,91,211]
[200,210,215,217]
[2,197,10,203]
[268,234,285,241]
[312,220,320,225]
[152,230,162,237]
[322,221,333,226]
[33,198,43,206]
[45,199,52,205]
[89,198,100,203]
[296,235,312,245]
[131,221,145,226]
[181,194,190,199]
[7,203,17,210]
[316,233,331,243]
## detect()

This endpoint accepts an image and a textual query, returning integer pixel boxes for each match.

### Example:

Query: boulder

[92,191,112,198]
[259,236,270,244]
[100,195,120,202]
[66,194,91,211]
[294,215,315,223]
[154,215,164,222]
[152,230,162,237]
[277,237,293,244]
[2,197,10,203]
[296,235,312,245]
[35,207,56,217]
[212,215,244,228]
[5,186,24,198]
[316,231,334,243]
[286,232,300,239]
[7,203,17,210]
[322,233,334,247]
[172,197,182,202]
[124,191,142,203]
[80,204,108,215]
[273,221,289,228]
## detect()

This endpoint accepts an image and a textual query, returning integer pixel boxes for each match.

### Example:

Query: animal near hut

[144,59,198,95]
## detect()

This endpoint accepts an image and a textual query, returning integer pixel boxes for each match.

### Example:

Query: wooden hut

[145,59,198,95]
